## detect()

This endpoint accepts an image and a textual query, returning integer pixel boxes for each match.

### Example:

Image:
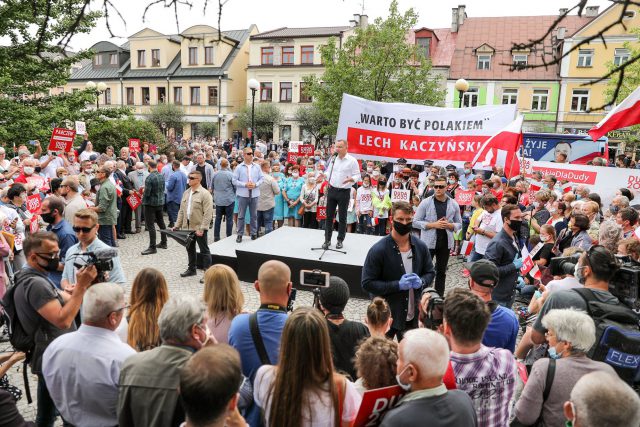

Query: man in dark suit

[114,160,136,237]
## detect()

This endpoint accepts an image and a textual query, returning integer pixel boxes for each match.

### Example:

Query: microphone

[85,247,119,260]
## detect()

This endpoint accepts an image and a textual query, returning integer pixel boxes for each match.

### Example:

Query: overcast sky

[68,0,614,50]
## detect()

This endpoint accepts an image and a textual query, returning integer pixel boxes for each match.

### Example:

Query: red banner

[351,385,406,427]
[129,138,141,153]
[126,192,142,210]
[299,144,314,156]
[287,152,299,164]
[48,128,76,152]
[26,194,41,214]
[455,190,474,206]
[316,206,327,220]
[531,165,597,185]
[30,215,40,233]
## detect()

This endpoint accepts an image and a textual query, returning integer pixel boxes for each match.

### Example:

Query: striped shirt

[450,345,517,427]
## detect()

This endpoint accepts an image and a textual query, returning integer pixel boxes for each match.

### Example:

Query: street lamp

[218,113,224,140]
[86,81,107,109]
[248,78,259,148]
[455,78,469,108]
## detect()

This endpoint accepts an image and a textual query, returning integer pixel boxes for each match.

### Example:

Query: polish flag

[561,182,573,194]
[472,115,524,179]
[589,86,640,141]
[529,180,543,192]
[461,240,474,257]
[520,245,535,276]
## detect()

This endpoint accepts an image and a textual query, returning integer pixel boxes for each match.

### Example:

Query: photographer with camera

[61,209,126,292]
[362,201,435,341]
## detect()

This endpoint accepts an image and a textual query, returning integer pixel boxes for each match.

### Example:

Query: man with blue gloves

[485,204,524,309]
[362,201,435,340]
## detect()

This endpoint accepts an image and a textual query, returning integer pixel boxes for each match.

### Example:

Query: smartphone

[299,270,330,287]
[28,140,37,146]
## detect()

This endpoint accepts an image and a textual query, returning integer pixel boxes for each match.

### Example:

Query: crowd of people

[0,134,639,427]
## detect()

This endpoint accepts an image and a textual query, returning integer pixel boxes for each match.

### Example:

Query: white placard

[391,189,411,203]
[75,121,86,135]
[289,141,301,153]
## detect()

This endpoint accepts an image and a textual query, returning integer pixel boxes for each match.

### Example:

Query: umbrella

[160,229,195,248]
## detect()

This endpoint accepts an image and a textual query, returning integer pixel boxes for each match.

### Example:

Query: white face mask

[372,171,380,177]
[292,172,299,178]
[363,182,370,188]
[23,167,34,175]
[396,365,412,392]
[367,167,373,173]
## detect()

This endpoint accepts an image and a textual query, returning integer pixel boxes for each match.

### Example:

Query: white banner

[390,189,411,203]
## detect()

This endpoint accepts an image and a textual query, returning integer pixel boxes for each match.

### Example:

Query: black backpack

[573,288,640,385]
[0,270,38,355]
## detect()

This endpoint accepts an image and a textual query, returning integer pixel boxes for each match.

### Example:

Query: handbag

[510,358,556,427]
[297,204,305,216]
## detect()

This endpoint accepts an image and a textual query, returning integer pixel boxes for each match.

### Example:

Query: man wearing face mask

[458,161,475,189]
[362,202,435,340]
[41,196,77,288]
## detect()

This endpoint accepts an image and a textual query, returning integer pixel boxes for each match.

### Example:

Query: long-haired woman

[254,307,362,427]
[203,264,245,344]
[126,268,169,351]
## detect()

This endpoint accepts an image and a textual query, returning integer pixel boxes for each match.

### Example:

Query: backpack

[0,270,38,355]
[573,288,640,385]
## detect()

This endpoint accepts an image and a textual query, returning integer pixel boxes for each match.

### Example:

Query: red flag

[529,180,543,192]
[472,115,524,179]
[561,182,573,194]
[589,86,640,141]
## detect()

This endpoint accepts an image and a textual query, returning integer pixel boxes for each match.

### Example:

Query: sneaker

[322,241,330,250]
[236,235,242,243]
[336,240,344,249]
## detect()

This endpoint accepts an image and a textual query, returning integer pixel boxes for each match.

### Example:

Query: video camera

[70,247,117,283]
[420,287,444,330]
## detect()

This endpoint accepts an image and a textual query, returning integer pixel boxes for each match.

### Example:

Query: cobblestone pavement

[7,223,469,422]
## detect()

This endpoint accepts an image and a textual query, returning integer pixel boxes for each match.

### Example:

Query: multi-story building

[558,2,640,152]
[446,5,594,133]
[64,24,257,139]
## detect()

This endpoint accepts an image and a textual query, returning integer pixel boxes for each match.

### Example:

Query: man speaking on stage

[322,140,361,250]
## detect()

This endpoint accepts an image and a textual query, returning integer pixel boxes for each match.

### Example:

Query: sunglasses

[73,226,95,233]
[188,176,199,180]
[245,152,254,155]
[433,185,446,189]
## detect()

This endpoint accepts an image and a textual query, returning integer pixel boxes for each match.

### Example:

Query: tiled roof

[406,28,457,68]
[251,26,351,39]
[449,15,594,80]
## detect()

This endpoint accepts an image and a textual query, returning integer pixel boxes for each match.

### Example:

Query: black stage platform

[209,227,382,298]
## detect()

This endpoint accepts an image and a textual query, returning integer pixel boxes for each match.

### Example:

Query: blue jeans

[98,224,115,247]
[215,203,234,240]
[357,214,374,235]
[494,293,516,309]
[237,196,258,237]
[258,208,275,234]
[469,251,484,262]
[167,201,180,226]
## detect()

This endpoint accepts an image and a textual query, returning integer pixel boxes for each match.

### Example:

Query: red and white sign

[336,94,516,167]
[288,141,301,153]
[299,144,314,156]
[287,152,299,164]
[26,175,49,193]
[352,385,406,427]
[461,240,474,256]
[30,215,40,234]
[471,115,524,178]
[390,189,410,203]
[129,138,141,153]
[48,128,76,152]
[455,190,474,206]
[316,205,327,220]
[589,86,640,141]
[26,194,42,214]
[520,243,543,276]
[126,192,142,210]
[523,157,534,175]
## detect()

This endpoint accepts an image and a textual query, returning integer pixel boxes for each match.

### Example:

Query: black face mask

[40,212,55,224]
[393,221,413,236]
[35,166,42,173]
[508,219,522,231]
[37,254,59,272]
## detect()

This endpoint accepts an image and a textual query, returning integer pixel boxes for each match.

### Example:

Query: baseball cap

[397,158,407,164]
[423,160,434,167]
[445,164,457,170]
[319,276,350,314]
[474,178,484,187]
[464,259,499,287]
[501,177,508,184]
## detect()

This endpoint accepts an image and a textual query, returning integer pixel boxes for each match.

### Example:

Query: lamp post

[455,78,469,108]
[218,113,223,140]
[86,81,107,109]
[248,78,259,149]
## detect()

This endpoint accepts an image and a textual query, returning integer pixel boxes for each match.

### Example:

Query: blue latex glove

[516,276,526,290]
[398,274,413,291]
[406,273,423,289]
[513,254,523,269]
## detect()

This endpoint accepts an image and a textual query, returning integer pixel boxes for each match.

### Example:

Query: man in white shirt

[323,140,361,250]
[470,195,503,261]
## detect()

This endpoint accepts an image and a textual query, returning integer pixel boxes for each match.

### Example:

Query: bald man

[228,260,291,427]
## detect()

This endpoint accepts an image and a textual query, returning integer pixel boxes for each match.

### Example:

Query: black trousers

[144,205,167,248]
[324,186,350,242]
[187,230,211,271]
[429,241,450,296]
[386,318,418,341]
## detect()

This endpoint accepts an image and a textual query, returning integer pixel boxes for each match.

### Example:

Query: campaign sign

[129,138,141,153]
[523,132,608,164]
[287,152,299,164]
[26,175,49,192]
[75,121,86,135]
[316,205,327,220]
[26,194,41,214]
[126,192,142,210]
[455,190,474,206]
[299,144,314,156]
[48,128,76,152]
[390,189,410,203]
[351,385,406,427]
[289,141,301,153]
[30,215,40,234]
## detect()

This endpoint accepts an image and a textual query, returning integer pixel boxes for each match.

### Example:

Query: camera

[300,269,330,287]
[610,262,640,311]
[71,248,117,283]
[420,287,445,330]
[549,253,581,276]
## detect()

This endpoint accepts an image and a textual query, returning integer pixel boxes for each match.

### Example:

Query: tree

[88,117,164,154]
[198,122,219,138]
[237,103,283,140]
[147,103,185,135]
[294,105,331,144]
[304,0,445,136]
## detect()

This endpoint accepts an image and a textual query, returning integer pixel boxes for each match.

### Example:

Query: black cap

[464,259,499,287]
[445,164,457,170]
[397,158,407,164]
[423,160,434,166]
[319,276,350,314]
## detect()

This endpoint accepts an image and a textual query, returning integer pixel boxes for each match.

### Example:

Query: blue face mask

[548,346,564,360]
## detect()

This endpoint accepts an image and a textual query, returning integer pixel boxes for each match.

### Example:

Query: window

[95,54,103,66]
[126,87,134,105]
[174,87,182,105]
[190,86,200,105]
[299,82,312,103]
[151,49,160,67]
[109,53,118,65]
[531,89,549,111]
[104,88,111,105]
[577,49,594,67]
[141,87,150,105]
[614,48,630,66]
[281,46,294,65]
[208,86,218,106]
[280,82,292,102]
[624,10,636,19]
[261,47,274,65]
[462,88,478,107]
[301,46,314,64]
[571,89,590,112]
[189,47,198,65]
[205,46,213,65]
[477,54,491,70]
[260,82,272,102]
[416,37,431,58]
[502,88,518,105]
[137,50,146,67]
[513,54,528,67]
[157,87,166,103]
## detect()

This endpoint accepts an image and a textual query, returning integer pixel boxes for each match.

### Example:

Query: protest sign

[26,175,49,192]
[351,385,406,427]
[30,215,40,234]
[289,141,302,153]
[299,144,314,156]
[75,121,86,135]
[523,158,534,175]
[26,194,41,214]
[390,189,410,203]
[287,152,299,164]
[455,190,474,206]
[316,206,327,220]
[336,94,516,166]
[522,132,608,164]
[126,192,142,210]
[129,138,141,153]
[49,128,76,152]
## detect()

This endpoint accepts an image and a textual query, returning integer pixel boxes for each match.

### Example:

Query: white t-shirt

[254,365,362,427]
[545,276,582,294]
[40,155,64,179]
[474,209,503,255]
[356,186,373,213]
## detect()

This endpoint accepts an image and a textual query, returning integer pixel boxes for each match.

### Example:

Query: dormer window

[416,37,431,58]
[109,53,118,65]
[95,54,103,66]
[477,54,491,70]
[152,49,160,67]
[513,54,528,67]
